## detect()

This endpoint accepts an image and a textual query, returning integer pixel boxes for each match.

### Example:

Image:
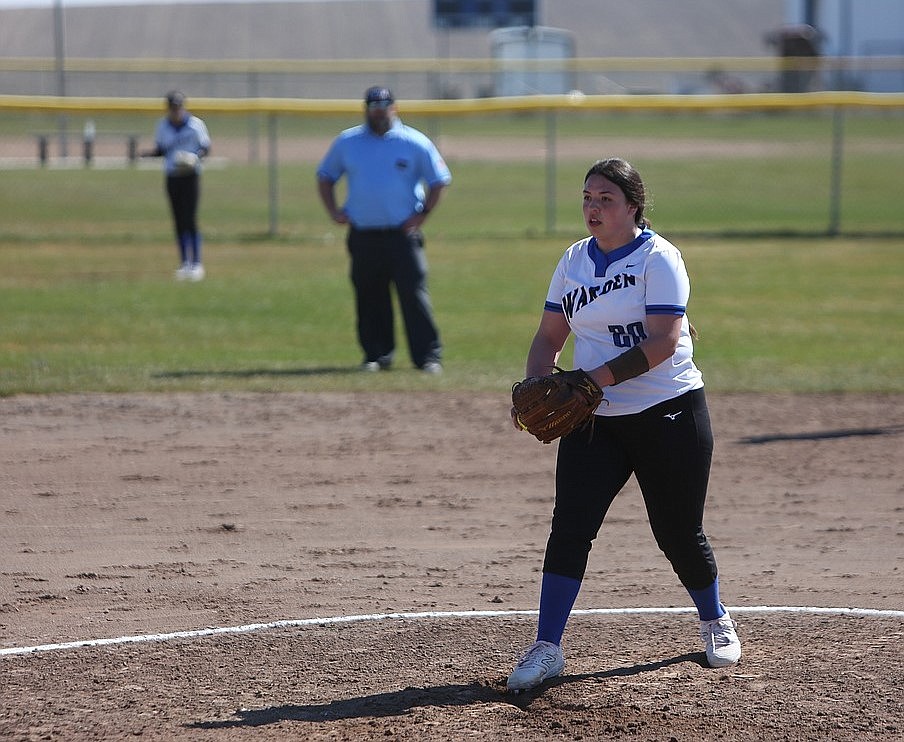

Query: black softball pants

[347,227,441,368]
[543,387,718,591]
[166,172,200,237]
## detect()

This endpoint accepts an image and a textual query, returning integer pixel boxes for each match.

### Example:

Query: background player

[316,86,451,373]
[507,157,741,692]
[142,90,211,281]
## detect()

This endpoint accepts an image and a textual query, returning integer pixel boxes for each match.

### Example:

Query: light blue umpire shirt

[316,119,452,229]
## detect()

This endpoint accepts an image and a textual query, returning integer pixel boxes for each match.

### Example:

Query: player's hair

[584,158,648,228]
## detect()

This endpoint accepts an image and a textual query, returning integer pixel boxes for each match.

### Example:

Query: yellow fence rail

[1,91,903,115]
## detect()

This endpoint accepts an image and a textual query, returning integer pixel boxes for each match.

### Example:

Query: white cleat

[506,640,565,692]
[701,610,742,668]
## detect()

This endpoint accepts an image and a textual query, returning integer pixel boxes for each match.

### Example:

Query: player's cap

[364,86,394,108]
[166,90,186,108]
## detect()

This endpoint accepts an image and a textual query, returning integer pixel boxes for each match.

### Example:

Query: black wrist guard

[605,345,650,385]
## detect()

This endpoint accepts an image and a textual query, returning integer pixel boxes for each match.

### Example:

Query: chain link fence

[0,59,902,237]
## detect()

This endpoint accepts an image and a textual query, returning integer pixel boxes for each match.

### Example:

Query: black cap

[166,90,186,108]
[364,86,394,105]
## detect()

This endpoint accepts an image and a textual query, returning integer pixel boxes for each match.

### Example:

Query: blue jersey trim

[646,304,686,315]
[544,301,564,313]
[588,229,655,277]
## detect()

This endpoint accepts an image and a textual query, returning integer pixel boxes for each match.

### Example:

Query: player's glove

[511,367,605,444]
[172,150,199,175]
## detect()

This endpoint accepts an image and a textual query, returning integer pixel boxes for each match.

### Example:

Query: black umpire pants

[544,388,719,591]
[347,226,442,369]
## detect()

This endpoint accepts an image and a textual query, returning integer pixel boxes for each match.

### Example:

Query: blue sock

[536,572,582,645]
[178,233,190,265]
[191,232,202,265]
[687,577,725,621]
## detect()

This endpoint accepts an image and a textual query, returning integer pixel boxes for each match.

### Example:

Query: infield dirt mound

[1,391,902,741]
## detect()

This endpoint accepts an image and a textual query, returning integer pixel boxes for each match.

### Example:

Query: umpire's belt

[350,225,403,234]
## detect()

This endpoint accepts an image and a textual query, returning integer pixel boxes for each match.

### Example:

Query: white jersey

[154,114,210,176]
[544,228,703,416]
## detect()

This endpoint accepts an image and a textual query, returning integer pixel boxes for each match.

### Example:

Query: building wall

[0,0,793,98]
[1,0,783,61]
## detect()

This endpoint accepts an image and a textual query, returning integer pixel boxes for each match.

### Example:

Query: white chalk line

[2,605,902,658]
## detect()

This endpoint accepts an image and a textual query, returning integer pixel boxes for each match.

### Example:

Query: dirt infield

[1,391,902,741]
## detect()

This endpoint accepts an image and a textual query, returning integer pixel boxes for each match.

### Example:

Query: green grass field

[1,133,902,396]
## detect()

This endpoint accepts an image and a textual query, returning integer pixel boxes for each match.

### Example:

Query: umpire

[317,86,452,374]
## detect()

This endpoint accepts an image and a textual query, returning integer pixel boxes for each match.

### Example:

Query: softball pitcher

[507,158,741,692]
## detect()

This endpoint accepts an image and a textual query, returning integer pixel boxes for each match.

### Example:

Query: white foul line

[2,605,902,658]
